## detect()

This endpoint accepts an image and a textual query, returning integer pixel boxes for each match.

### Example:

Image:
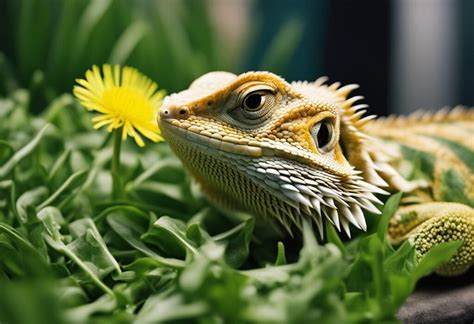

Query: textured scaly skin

[158,71,474,276]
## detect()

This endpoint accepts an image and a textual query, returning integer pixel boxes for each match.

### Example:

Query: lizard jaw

[160,118,386,238]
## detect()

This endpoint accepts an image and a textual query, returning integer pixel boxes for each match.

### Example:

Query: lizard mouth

[159,118,266,158]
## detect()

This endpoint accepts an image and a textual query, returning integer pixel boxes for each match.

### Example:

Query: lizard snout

[159,104,190,120]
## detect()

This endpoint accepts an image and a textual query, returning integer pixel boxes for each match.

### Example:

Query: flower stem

[111,129,122,199]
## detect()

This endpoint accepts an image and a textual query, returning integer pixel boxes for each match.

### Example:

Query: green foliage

[0,0,303,114]
[0,93,461,323]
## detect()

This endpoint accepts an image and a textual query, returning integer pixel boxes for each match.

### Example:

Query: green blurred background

[1,0,473,117]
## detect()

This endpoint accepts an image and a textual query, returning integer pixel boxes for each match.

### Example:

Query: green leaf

[153,216,199,256]
[377,192,402,242]
[47,148,71,182]
[221,217,255,268]
[274,241,287,266]
[37,206,64,241]
[0,223,49,277]
[37,169,88,210]
[107,211,184,269]
[383,240,416,274]
[0,124,50,178]
[68,218,121,277]
[412,240,463,280]
[16,187,49,224]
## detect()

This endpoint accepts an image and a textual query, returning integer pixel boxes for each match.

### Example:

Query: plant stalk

[112,129,122,199]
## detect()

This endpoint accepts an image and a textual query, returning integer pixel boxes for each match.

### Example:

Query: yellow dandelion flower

[73,64,165,147]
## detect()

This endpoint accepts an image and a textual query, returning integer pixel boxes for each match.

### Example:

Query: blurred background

[0,0,473,117]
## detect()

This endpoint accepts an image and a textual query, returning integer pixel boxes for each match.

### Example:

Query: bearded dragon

[157,71,474,276]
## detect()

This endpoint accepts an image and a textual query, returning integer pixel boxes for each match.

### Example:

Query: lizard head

[158,71,390,237]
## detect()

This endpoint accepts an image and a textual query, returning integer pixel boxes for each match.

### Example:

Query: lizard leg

[388,202,474,276]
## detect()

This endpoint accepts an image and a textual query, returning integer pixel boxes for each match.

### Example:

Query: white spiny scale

[319,186,339,199]
[310,197,321,215]
[323,197,337,209]
[358,198,382,214]
[336,84,359,97]
[350,109,368,121]
[256,167,266,174]
[364,167,389,188]
[359,179,389,195]
[279,176,291,183]
[356,114,377,126]
[295,184,317,197]
[293,191,313,208]
[300,203,312,215]
[363,191,384,205]
[281,183,299,192]
[281,190,306,210]
[350,203,367,231]
[340,217,351,238]
[342,95,364,108]
[331,193,350,207]
[341,204,361,230]
[350,104,369,112]
[304,179,318,186]
[314,76,328,86]
[265,168,280,177]
[328,82,341,90]
[327,207,341,231]
[309,211,324,239]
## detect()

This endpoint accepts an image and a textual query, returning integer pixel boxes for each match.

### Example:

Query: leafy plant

[0,95,460,323]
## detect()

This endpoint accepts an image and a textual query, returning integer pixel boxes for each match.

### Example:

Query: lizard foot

[388,202,474,276]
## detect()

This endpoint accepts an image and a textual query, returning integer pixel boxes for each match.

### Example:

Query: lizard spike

[342,95,365,108]
[328,82,341,90]
[362,191,384,205]
[282,190,312,209]
[310,197,321,215]
[314,76,328,86]
[359,179,389,195]
[300,203,312,215]
[350,203,367,231]
[340,217,351,238]
[310,211,324,239]
[295,184,318,197]
[323,197,337,209]
[358,199,382,214]
[356,115,377,127]
[350,110,368,121]
[363,168,389,188]
[350,104,369,112]
[281,183,299,192]
[328,206,341,231]
[340,204,361,230]
[336,84,359,97]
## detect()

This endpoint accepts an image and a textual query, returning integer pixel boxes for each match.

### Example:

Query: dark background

[248,0,474,116]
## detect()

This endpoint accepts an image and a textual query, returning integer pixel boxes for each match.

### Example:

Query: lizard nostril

[177,106,189,118]
[160,104,189,119]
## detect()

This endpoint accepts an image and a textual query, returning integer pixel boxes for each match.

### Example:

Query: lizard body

[158,71,474,275]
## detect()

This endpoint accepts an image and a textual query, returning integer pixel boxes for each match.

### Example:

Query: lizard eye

[311,119,335,152]
[243,92,266,111]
